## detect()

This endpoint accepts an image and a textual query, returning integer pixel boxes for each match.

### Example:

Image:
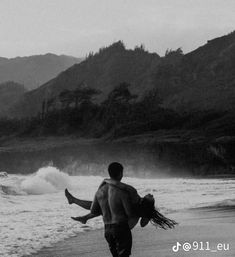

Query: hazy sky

[0,0,234,58]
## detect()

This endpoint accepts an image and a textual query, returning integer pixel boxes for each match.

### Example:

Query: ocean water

[1,166,235,257]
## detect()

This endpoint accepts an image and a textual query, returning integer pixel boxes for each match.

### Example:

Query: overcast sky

[0,0,234,58]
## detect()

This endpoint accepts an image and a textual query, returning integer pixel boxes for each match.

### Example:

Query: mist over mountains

[0,53,82,91]
[0,81,26,114]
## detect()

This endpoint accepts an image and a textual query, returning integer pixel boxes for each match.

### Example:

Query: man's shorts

[104,222,132,257]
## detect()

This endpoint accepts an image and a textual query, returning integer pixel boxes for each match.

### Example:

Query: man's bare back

[91,183,134,224]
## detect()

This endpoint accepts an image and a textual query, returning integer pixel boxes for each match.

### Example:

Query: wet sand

[29,207,235,257]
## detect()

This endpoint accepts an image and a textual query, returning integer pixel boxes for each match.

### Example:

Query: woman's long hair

[139,194,178,229]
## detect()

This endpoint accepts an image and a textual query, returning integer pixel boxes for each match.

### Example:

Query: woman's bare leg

[71,213,97,224]
[65,189,92,210]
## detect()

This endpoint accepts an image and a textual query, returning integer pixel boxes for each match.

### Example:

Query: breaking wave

[1,166,71,195]
[21,166,71,195]
[0,184,24,195]
[0,171,8,177]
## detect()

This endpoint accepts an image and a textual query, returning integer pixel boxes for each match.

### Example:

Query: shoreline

[1,131,233,153]
[0,135,234,177]
[28,207,235,257]
[0,136,103,153]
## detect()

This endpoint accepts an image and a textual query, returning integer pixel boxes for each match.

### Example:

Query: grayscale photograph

[0,1,235,256]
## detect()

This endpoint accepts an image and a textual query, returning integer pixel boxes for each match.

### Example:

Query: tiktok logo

[172,242,182,252]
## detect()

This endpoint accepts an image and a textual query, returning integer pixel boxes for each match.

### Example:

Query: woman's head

[140,194,178,229]
[139,194,155,227]
[140,194,155,217]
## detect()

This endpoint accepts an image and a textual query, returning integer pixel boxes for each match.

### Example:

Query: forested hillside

[1,32,235,175]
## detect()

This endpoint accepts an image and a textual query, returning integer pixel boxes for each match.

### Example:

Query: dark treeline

[0,82,183,137]
[1,84,235,176]
[0,81,230,140]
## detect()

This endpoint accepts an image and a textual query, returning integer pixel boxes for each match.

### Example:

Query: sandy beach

[28,207,235,257]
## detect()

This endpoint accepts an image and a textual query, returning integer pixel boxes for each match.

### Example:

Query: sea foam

[21,166,71,195]
[1,172,235,257]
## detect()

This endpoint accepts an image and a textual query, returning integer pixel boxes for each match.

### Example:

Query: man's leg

[114,223,132,257]
[104,225,119,257]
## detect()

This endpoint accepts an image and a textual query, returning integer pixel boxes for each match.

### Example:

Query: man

[66,162,178,256]
[88,162,137,257]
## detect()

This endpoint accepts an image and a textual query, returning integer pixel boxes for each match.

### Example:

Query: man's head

[108,162,123,181]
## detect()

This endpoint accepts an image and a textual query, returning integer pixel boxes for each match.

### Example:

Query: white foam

[0,171,8,177]
[21,166,71,195]
[1,171,235,257]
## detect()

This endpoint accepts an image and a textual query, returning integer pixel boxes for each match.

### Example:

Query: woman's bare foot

[71,216,87,224]
[65,188,74,204]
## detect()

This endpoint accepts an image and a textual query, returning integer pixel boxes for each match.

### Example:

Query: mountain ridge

[4,32,235,118]
[0,53,82,91]
[6,42,161,118]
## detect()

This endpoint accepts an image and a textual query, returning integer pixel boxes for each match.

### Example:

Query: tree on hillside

[108,41,125,51]
[79,87,101,104]
[100,82,137,129]
[165,48,183,58]
[142,89,162,109]
[134,44,146,52]
[41,100,46,119]
[154,48,184,95]
[59,90,74,109]
[72,86,101,108]
[107,82,137,104]
[46,97,56,113]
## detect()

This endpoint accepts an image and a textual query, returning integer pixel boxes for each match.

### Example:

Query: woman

[65,179,177,230]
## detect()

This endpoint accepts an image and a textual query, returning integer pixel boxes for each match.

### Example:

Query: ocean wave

[1,166,71,195]
[21,166,71,195]
[1,173,235,257]
[0,171,8,177]
[0,184,26,195]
